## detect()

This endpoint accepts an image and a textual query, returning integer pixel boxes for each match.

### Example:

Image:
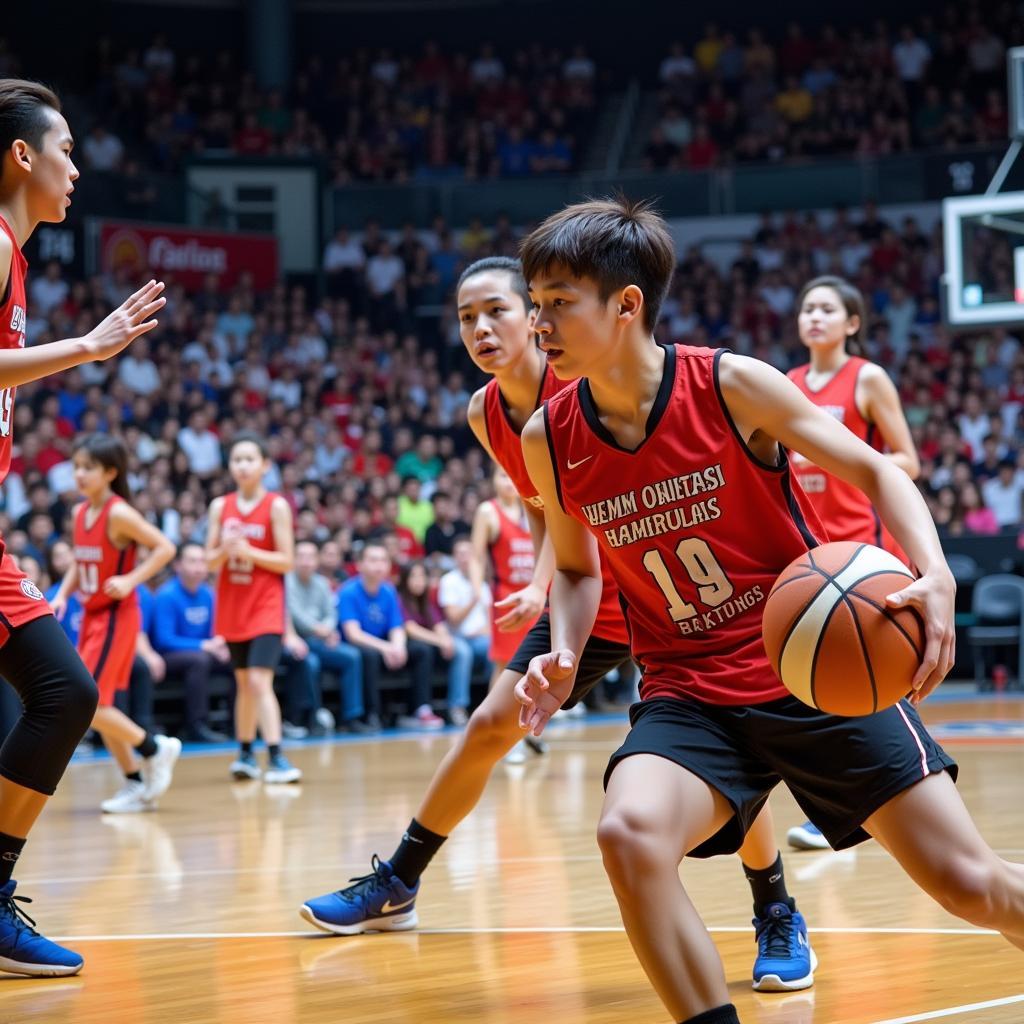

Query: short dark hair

[177,541,205,559]
[229,431,268,458]
[0,80,61,177]
[400,475,420,489]
[431,490,451,503]
[457,256,532,313]
[520,197,677,331]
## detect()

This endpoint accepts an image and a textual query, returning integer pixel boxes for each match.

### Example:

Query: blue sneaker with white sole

[0,881,83,977]
[786,821,830,851]
[752,901,816,992]
[300,856,419,935]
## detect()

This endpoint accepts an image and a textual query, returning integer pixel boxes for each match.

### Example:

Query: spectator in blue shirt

[338,542,433,729]
[153,543,231,742]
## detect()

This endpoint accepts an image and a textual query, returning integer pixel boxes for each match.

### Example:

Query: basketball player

[785,274,920,851]
[470,464,539,761]
[301,257,815,993]
[0,79,164,974]
[50,435,180,814]
[513,197,1024,1024]
[206,433,301,785]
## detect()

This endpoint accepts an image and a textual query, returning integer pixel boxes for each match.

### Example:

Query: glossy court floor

[6,691,1024,1024]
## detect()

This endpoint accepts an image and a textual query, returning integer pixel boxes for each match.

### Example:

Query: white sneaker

[141,735,181,801]
[101,780,154,814]
[504,740,527,764]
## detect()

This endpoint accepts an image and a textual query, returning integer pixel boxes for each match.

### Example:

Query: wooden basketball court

[8,693,1024,1023]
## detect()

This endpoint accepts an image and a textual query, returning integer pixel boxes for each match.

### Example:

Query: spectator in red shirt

[684,123,719,169]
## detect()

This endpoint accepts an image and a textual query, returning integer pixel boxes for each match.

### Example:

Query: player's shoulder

[209,494,227,514]
[522,403,549,446]
[0,229,12,299]
[467,383,489,424]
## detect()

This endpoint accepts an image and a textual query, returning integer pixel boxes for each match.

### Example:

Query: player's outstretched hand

[494,582,545,632]
[514,648,577,737]
[887,569,956,705]
[84,280,166,361]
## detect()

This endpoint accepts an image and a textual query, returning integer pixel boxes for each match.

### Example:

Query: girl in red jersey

[206,433,300,785]
[471,465,539,678]
[471,463,539,763]
[785,274,921,852]
[510,199,1024,1024]
[0,79,163,974]
[51,435,179,814]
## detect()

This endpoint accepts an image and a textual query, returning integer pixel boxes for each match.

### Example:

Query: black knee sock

[240,741,253,757]
[743,851,792,916]
[0,833,26,886]
[268,744,281,760]
[388,818,447,888]
[680,1004,740,1024]
[126,770,143,783]
[134,733,158,759]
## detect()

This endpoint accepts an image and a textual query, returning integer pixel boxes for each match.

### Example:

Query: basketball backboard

[943,190,1024,328]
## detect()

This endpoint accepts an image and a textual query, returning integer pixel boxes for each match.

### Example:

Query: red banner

[97,221,278,290]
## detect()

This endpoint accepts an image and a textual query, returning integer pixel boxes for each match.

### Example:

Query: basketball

[762,541,924,716]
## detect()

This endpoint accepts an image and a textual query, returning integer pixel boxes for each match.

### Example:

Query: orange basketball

[761,541,924,716]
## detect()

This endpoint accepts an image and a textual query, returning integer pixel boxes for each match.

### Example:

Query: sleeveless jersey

[544,344,823,706]
[488,499,535,603]
[214,491,286,641]
[788,357,906,561]
[73,496,139,613]
[483,367,629,646]
[0,216,27,483]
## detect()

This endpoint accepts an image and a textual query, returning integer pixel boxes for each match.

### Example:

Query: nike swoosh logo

[567,455,593,470]
[798,933,808,948]
[381,897,416,914]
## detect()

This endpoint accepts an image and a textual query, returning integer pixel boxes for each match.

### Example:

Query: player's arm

[466,497,497,605]
[515,408,602,735]
[243,497,295,574]
[858,363,920,479]
[108,503,176,596]
[466,386,497,461]
[523,503,555,592]
[720,353,953,700]
[205,497,229,571]
[0,279,165,391]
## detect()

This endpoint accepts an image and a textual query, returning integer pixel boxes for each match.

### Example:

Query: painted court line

[52,924,1001,942]
[871,993,1024,1023]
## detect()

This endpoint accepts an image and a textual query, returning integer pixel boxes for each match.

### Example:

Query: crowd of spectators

[3,3,1017,193]
[3,198,1022,731]
[0,35,597,184]
[644,4,1016,170]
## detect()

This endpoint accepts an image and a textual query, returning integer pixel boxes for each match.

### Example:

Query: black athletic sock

[743,851,792,916]
[680,1004,740,1024]
[0,833,26,886]
[126,770,143,783]
[135,733,158,759]
[268,744,281,760]
[240,741,254,757]
[389,818,447,888]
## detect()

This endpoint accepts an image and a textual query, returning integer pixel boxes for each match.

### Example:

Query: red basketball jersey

[214,491,286,642]
[489,499,535,602]
[483,367,629,645]
[73,496,139,613]
[0,215,27,483]
[544,344,824,706]
[788,357,907,562]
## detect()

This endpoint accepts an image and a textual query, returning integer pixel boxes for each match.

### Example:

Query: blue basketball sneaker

[300,856,419,935]
[786,821,830,851]
[0,881,83,976]
[752,901,816,992]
